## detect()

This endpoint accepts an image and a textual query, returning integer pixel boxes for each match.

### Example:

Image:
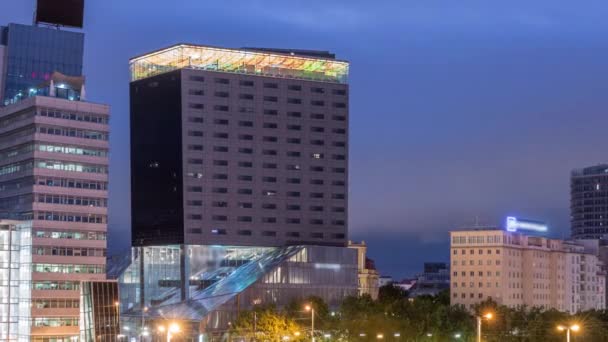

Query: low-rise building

[450,228,606,314]
[409,263,450,297]
[348,241,380,299]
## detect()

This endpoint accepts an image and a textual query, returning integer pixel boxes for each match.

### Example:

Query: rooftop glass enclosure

[118,245,357,339]
[129,44,349,84]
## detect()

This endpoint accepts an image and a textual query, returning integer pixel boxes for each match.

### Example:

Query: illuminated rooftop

[130,44,349,84]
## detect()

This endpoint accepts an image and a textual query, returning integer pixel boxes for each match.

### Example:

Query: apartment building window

[212,174,228,180]
[332,193,345,199]
[188,116,204,123]
[310,193,324,199]
[287,232,300,238]
[264,82,278,89]
[263,190,277,196]
[287,151,301,157]
[264,109,278,116]
[311,100,325,106]
[263,163,277,169]
[215,91,230,98]
[262,217,277,223]
[288,85,302,91]
[262,204,277,209]
[287,111,302,118]
[287,98,302,104]
[189,76,205,82]
[237,216,253,222]
[286,178,301,184]
[239,202,253,208]
[239,107,254,113]
[311,179,324,185]
[239,121,254,127]
[213,201,228,207]
[262,231,277,237]
[213,160,228,166]
[263,136,278,143]
[214,78,230,84]
[212,215,228,221]
[287,138,301,144]
[263,150,277,156]
[332,207,345,213]
[287,124,301,131]
[239,94,254,100]
[332,155,346,161]
[264,96,278,102]
[311,127,324,133]
[238,189,253,195]
[189,103,204,109]
[188,158,203,165]
[311,113,325,120]
[188,214,202,220]
[214,105,229,112]
[287,191,301,198]
[188,130,203,137]
[286,218,301,224]
[333,128,346,134]
[238,162,252,168]
[212,188,228,194]
[238,175,253,181]
[332,89,347,96]
[310,87,325,94]
[213,132,229,139]
[187,186,202,192]
[264,123,278,129]
[263,176,277,183]
[239,134,254,141]
[311,139,325,146]
[310,219,323,225]
[239,148,253,154]
[211,229,227,235]
[310,206,324,212]
[333,115,346,121]
[310,232,323,238]
[333,102,347,108]
[187,200,203,206]
[310,166,324,172]
[240,80,254,87]
[214,119,229,125]
[333,167,346,173]
[213,146,229,152]
[287,205,301,211]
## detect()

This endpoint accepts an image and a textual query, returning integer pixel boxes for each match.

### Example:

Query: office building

[0,23,84,106]
[348,240,380,299]
[571,164,608,239]
[129,44,349,247]
[450,227,606,314]
[80,281,120,342]
[119,44,355,340]
[408,262,450,297]
[0,220,32,342]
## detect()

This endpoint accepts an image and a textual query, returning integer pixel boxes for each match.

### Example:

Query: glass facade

[0,220,32,342]
[1,23,84,105]
[80,281,120,342]
[118,244,357,340]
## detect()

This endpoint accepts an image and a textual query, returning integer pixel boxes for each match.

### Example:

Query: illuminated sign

[506,217,548,233]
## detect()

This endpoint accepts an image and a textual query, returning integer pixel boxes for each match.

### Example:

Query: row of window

[453,249,501,255]
[32,281,80,291]
[38,125,108,141]
[451,235,505,244]
[37,160,108,174]
[188,76,347,96]
[33,299,80,309]
[188,201,345,212]
[34,246,106,257]
[185,162,346,173]
[33,263,106,274]
[187,187,346,199]
[189,118,346,133]
[453,282,500,289]
[36,193,107,207]
[192,228,345,239]
[0,143,107,160]
[186,132,346,147]
[35,211,106,224]
[189,98,346,107]
[32,317,79,327]
[38,107,109,124]
[36,176,108,191]
[32,336,79,342]
[451,259,502,266]
[34,229,107,240]
[190,175,345,187]
[188,214,346,225]
[453,271,501,277]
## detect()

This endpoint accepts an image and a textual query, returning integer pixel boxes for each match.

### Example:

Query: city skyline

[3,1,608,278]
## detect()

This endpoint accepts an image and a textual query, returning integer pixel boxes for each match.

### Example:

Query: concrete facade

[349,240,380,299]
[450,229,606,314]
[0,96,109,341]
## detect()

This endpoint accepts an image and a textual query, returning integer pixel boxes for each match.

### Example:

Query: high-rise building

[0,23,84,106]
[450,227,606,314]
[129,44,349,247]
[571,164,608,239]
[119,44,357,340]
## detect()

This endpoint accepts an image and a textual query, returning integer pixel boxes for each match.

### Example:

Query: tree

[230,306,303,342]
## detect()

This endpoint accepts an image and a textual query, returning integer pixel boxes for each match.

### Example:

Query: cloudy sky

[3,0,608,277]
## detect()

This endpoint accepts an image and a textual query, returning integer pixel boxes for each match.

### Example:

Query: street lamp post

[158,323,180,342]
[476,313,493,342]
[305,305,315,342]
[557,324,580,342]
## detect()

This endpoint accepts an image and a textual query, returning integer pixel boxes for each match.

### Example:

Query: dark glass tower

[0,23,84,105]
[571,164,608,239]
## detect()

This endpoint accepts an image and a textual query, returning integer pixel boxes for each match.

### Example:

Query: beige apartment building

[349,240,380,299]
[450,228,605,314]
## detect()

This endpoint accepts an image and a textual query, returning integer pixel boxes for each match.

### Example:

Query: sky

[2,0,608,278]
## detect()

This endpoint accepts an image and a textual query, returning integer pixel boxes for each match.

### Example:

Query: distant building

[451,228,606,314]
[348,241,380,299]
[394,279,416,292]
[571,164,608,239]
[409,262,450,297]
[379,276,394,287]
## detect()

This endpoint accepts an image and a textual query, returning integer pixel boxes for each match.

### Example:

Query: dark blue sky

[3,1,608,278]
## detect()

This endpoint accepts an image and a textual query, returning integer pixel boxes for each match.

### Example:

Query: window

[239,134,254,140]
[264,109,278,116]
[188,116,204,123]
[239,202,253,208]
[262,203,277,209]
[239,94,254,100]
[212,215,228,221]
[287,204,301,210]
[264,82,278,89]
[310,232,323,238]
[189,103,204,109]
[310,113,325,120]
[310,219,323,225]
[212,188,228,194]
[240,80,254,87]
[332,89,347,95]
[211,229,227,235]
[287,191,301,197]
[263,136,278,142]
[188,130,203,137]
[332,180,345,186]
[263,150,277,156]
[238,175,253,181]
[287,151,301,157]
[187,200,203,206]
[287,218,301,224]
[310,166,324,172]
[333,115,346,121]
[287,98,302,104]
[286,178,301,184]
[239,121,254,127]
[188,158,203,165]
[212,201,228,207]
[263,176,277,183]
[311,139,325,146]
[287,111,302,118]
[188,186,202,192]
[263,163,277,169]
[237,217,252,223]
[333,141,347,147]
[212,173,228,180]
[239,161,253,168]
[311,100,325,106]
[214,105,229,112]
[239,107,254,113]
[189,75,205,82]
[213,132,229,139]
[332,154,345,160]
[188,214,202,220]
[213,146,229,152]
[310,179,324,185]
[214,119,229,125]
[214,78,230,84]
[189,89,204,96]
[239,148,253,154]
[288,85,302,91]
[310,192,324,199]
[311,87,325,94]
[333,102,347,108]
[332,128,346,134]
[264,96,278,102]
[311,127,324,133]
[262,217,277,223]
[287,124,301,131]
[332,193,345,199]
[286,232,300,237]
[262,231,277,237]
[213,160,228,166]
[215,91,230,98]
[287,138,300,144]
[264,123,278,129]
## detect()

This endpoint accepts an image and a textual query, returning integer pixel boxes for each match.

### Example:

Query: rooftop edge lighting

[506,216,548,233]
[129,44,349,84]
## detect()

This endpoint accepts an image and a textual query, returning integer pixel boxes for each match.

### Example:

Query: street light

[305,305,315,342]
[376,333,384,339]
[454,333,462,339]
[557,324,580,342]
[477,312,493,342]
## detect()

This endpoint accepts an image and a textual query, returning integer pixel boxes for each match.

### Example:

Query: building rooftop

[129,43,349,84]
[572,164,608,176]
